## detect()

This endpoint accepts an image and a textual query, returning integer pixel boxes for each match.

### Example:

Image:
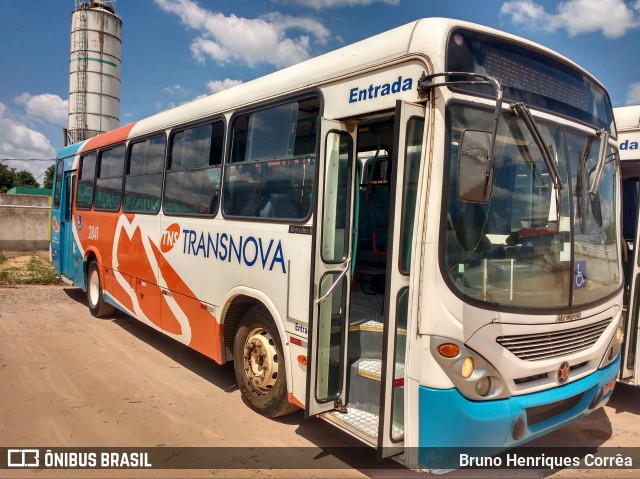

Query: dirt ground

[1,285,640,479]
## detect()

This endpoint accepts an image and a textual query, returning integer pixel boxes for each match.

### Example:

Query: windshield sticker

[574,260,587,289]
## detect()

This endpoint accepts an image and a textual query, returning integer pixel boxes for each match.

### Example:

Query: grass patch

[0,255,58,285]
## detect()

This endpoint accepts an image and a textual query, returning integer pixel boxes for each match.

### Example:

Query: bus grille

[496,318,611,361]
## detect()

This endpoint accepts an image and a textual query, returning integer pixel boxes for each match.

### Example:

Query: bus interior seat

[354,184,389,294]
[357,184,390,263]
[260,193,298,218]
[229,180,261,216]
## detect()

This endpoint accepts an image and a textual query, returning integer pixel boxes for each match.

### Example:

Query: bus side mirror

[458,130,493,203]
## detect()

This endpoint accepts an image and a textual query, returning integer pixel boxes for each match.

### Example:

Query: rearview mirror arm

[418,72,503,185]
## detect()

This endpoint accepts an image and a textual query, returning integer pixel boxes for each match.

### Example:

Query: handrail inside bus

[315,259,352,305]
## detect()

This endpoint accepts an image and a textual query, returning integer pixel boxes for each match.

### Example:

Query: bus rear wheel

[87,261,115,318]
[233,306,298,418]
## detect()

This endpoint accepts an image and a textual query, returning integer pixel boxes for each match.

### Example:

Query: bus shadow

[62,287,238,393]
[607,382,640,415]
[62,286,89,305]
[111,313,239,393]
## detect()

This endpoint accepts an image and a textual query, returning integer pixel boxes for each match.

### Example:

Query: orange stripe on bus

[149,240,223,363]
[288,393,305,410]
[81,122,137,152]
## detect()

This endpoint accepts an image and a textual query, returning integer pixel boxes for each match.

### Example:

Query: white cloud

[14,93,68,127]
[153,0,330,68]
[164,84,189,95]
[0,101,56,183]
[501,0,640,38]
[625,82,640,105]
[273,0,399,9]
[0,102,56,158]
[206,79,244,94]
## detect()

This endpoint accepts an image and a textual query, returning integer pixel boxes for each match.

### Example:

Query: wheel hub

[89,269,100,307]
[243,328,278,394]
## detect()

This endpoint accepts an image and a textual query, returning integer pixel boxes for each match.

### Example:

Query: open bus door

[377,101,426,459]
[51,158,77,283]
[307,102,427,461]
[60,170,76,281]
[306,119,357,416]
[622,172,640,384]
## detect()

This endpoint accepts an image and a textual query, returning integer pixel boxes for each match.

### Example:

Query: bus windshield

[443,104,620,310]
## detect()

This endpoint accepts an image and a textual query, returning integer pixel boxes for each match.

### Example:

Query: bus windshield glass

[443,104,620,310]
[446,28,614,132]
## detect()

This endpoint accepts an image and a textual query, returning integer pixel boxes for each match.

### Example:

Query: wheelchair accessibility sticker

[574,260,587,289]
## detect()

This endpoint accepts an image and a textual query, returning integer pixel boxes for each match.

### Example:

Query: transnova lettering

[349,76,413,103]
[182,229,286,273]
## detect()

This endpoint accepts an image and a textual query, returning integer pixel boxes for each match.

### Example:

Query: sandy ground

[1,285,640,478]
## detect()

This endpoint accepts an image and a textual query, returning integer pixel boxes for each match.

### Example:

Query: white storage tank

[68,0,122,144]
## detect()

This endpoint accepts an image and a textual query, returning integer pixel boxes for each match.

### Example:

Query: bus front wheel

[87,261,115,318]
[233,306,298,418]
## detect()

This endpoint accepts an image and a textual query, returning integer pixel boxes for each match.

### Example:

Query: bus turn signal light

[438,343,460,358]
[297,355,308,366]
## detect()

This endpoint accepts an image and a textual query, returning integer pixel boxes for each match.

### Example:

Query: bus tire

[233,306,298,418]
[87,260,115,318]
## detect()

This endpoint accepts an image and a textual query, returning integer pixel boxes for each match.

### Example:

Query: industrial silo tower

[68,0,122,144]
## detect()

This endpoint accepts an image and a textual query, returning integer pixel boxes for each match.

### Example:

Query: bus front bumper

[418,357,619,453]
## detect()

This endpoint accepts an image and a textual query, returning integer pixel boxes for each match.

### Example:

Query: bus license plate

[603,379,616,397]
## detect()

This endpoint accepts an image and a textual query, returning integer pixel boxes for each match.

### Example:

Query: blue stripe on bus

[417,357,619,458]
[56,141,86,160]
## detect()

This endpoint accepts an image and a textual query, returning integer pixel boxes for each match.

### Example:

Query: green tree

[0,164,16,193]
[43,165,55,189]
[14,170,39,188]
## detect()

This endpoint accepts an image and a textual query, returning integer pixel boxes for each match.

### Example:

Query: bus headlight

[616,324,624,343]
[430,336,510,401]
[599,316,623,369]
[461,357,474,378]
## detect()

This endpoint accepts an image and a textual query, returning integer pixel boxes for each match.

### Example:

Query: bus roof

[127,17,596,139]
[56,140,87,160]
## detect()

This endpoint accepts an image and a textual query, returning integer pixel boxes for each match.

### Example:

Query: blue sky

[1,0,640,183]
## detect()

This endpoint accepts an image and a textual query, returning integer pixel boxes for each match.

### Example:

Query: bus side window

[164,120,223,216]
[94,144,125,212]
[53,161,63,209]
[76,152,97,210]
[223,97,318,221]
[124,135,165,214]
[64,174,73,222]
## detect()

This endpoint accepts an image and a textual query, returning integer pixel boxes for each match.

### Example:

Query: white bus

[51,18,623,468]
[616,105,640,385]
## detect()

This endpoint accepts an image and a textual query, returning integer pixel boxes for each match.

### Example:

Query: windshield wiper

[511,103,563,192]
[588,129,610,196]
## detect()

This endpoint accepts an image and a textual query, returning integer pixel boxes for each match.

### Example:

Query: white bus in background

[616,105,640,385]
[51,18,623,469]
